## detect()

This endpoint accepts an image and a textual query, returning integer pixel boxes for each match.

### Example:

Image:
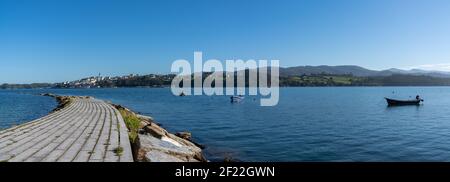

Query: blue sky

[1,0,450,83]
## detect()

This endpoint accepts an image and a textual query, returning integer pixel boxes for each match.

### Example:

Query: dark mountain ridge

[279,65,450,78]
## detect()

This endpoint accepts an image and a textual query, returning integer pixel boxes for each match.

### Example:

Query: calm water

[0,91,56,129]
[2,87,450,162]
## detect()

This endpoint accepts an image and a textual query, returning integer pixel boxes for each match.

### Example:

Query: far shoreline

[4,85,450,90]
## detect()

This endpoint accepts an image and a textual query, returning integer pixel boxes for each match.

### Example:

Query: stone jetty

[0,96,133,162]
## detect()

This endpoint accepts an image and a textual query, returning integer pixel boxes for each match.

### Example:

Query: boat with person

[385,95,424,106]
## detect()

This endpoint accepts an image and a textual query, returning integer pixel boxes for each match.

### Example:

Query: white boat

[231,95,245,103]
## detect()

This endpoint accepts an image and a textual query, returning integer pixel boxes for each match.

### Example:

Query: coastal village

[57,74,174,88]
[60,74,140,88]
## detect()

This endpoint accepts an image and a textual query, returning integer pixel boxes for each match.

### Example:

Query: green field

[280,75,364,86]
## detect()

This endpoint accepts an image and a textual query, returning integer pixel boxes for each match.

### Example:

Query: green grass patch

[281,75,365,86]
[113,146,124,156]
[328,76,353,84]
[118,108,140,143]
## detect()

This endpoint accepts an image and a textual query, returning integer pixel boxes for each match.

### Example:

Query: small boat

[385,97,423,106]
[231,95,245,103]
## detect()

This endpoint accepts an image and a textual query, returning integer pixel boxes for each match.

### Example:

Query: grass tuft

[113,147,124,156]
[119,108,140,143]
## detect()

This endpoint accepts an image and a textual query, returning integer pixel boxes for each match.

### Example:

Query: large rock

[136,121,206,162]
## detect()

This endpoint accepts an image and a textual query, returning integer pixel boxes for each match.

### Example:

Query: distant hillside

[385,68,450,78]
[279,74,450,87]
[3,65,450,89]
[280,65,381,77]
[279,65,450,78]
[0,83,54,89]
[363,74,450,86]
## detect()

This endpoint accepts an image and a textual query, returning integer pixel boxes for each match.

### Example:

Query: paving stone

[0,97,133,162]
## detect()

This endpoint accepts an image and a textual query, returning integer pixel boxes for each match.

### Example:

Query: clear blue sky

[1,0,450,83]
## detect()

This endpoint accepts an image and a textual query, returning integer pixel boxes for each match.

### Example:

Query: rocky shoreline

[112,104,207,162]
[42,93,207,162]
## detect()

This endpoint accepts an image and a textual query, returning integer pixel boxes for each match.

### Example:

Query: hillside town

[55,73,174,88]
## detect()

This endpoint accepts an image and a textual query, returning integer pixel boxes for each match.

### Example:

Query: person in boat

[416,95,420,100]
